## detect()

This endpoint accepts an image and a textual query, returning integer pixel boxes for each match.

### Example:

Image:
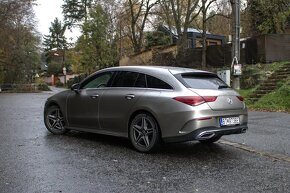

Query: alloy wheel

[45,106,67,134]
[130,113,159,152]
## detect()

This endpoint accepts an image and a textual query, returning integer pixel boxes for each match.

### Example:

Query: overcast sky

[33,0,80,42]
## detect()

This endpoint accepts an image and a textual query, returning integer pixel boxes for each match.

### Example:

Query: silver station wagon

[44,66,248,152]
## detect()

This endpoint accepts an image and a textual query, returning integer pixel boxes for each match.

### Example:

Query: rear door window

[179,73,228,89]
[146,75,172,89]
[111,71,139,87]
[110,71,172,89]
[134,73,147,88]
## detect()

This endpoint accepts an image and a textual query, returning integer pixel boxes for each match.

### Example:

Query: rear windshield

[178,73,228,89]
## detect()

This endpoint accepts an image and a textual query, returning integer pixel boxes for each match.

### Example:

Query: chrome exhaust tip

[241,128,247,133]
[196,131,215,140]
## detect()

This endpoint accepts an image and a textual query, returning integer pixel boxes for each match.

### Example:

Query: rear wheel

[129,113,160,153]
[44,105,68,135]
[199,136,221,144]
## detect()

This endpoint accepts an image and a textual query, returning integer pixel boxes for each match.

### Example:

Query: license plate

[220,117,240,126]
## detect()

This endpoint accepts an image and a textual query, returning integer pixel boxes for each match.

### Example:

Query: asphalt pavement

[0,90,289,193]
[224,111,290,157]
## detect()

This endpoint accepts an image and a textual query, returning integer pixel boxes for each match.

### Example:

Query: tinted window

[82,72,113,89]
[146,75,172,89]
[111,71,139,87]
[181,74,228,89]
[134,73,146,88]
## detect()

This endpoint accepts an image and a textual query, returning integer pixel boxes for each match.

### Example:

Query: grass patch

[238,89,256,108]
[237,61,290,112]
[238,89,255,98]
[205,61,290,112]
[251,81,290,112]
[239,61,288,88]
[262,61,289,72]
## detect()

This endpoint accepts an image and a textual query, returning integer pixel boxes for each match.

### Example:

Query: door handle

[90,94,99,99]
[125,94,135,100]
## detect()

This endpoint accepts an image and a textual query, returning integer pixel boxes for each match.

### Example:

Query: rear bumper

[163,124,248,143]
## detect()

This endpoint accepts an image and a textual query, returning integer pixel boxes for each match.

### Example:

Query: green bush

[38,83,50,91]
[240,66,261,89]
[145,31,171,49]
[35,78,50,91]
[47,61,62,75]
[55,79,64,87]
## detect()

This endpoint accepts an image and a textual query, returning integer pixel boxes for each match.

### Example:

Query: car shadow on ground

[44,130,241,161]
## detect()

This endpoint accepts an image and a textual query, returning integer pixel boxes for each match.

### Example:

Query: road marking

[219,140,290,164]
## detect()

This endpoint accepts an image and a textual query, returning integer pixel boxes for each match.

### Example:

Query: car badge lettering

[227,97,233,104]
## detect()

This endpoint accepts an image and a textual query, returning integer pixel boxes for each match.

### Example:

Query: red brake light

[203,96,217,102]
[236,96,244,101]
[173,96,217,106]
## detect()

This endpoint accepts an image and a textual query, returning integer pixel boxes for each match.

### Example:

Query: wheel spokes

[132,116,155,148]
[51,120,58,128]
[47,109,64,130]
[133,124,142,133]
[146,128,153,135]
[143,135,150,147]
[141,117,146,129]
[58,120,64,128]
[48,114,57,122]
[135,133,143,143]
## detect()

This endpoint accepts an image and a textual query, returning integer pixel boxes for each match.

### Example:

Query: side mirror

[71,83,80,93]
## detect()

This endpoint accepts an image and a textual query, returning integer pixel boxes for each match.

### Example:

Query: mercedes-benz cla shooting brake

[44,66,248,152]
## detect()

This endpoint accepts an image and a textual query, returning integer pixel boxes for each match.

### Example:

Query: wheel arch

[44,100,63,115]
[45,100,60,109]
[44,100,68,125]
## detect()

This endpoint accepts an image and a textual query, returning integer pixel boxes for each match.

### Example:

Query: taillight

[173,96,217,106]
[236,96,244,101]
[203,96,218,102]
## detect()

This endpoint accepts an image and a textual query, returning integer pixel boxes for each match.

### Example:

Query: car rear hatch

[189,88,244,110]
[175,72,245,111]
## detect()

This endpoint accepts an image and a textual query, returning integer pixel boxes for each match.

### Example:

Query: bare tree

[200,0,218,68]
[206,1,231,36]
[197,0,238,68]
[126,0,158,53]
[158,0,201,57]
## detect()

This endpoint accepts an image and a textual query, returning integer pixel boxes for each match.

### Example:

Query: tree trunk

[176,30,188,66]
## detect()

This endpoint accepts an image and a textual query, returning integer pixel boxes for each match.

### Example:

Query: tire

[129,113,160,153]
[44,105,68,135]
[199,136,221,144]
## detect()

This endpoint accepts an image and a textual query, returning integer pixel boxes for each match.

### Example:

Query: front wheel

[129,113,160,153]
[44,105,68,135]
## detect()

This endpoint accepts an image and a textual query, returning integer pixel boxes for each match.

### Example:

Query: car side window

[134,73,147,88]
[111,71,139,87]
[146,75,172,89]
[82,72,113,89]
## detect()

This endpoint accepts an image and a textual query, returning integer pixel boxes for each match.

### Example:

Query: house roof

[162,24,211,36]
